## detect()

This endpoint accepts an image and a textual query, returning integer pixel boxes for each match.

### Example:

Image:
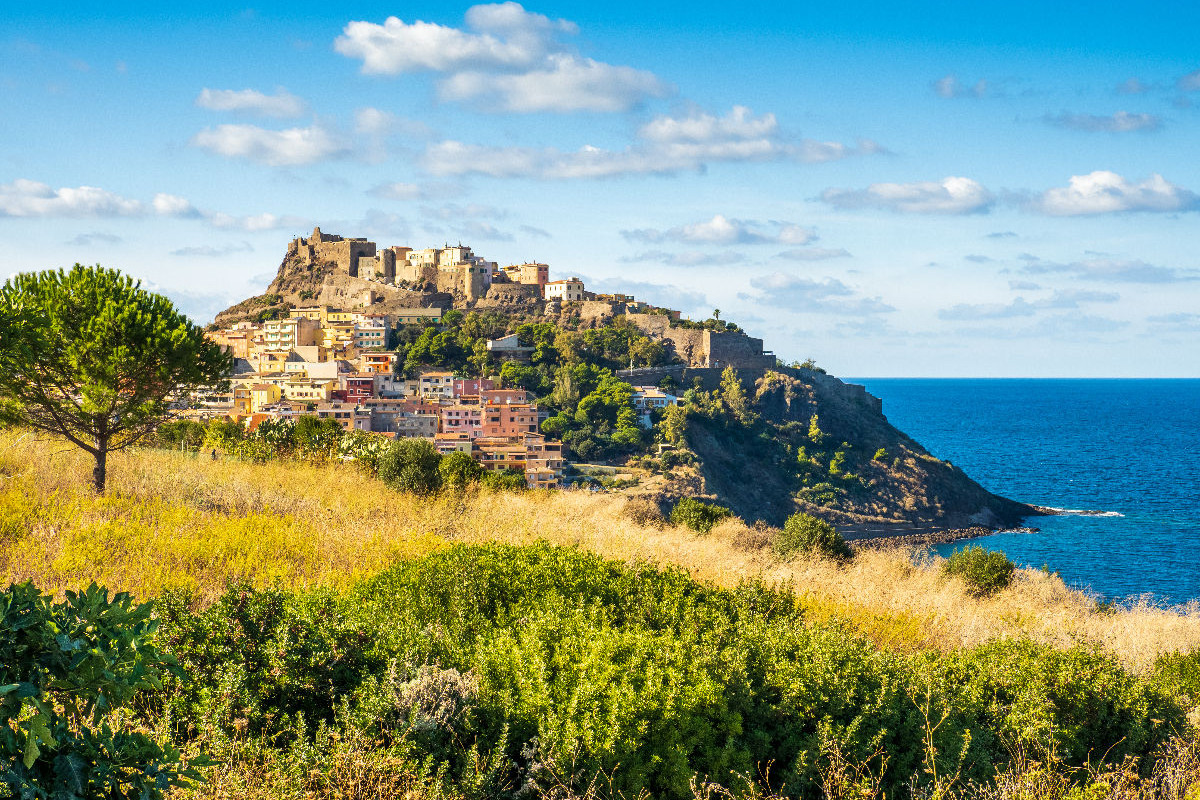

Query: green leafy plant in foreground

[1,582,205,799]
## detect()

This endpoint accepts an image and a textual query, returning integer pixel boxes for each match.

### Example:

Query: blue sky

[3,1,1200,376]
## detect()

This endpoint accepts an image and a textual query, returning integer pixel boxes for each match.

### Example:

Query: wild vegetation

[5,432,1200,799]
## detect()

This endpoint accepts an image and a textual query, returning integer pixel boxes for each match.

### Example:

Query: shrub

[439,450,485,491]
[773,512,852,560]
[1,582,203,798]
[943,545,1015,597]
[623,498,666,528]
[481,467,527,492]
[669,497,731,533]
[1153,648,1200,704]
[377,438,443,495]
[872,447,888,462]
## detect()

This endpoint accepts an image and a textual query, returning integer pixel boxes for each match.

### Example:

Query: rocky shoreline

[844,524,1042,551]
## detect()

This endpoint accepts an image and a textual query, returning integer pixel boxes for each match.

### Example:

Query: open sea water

[849,379,1200,606]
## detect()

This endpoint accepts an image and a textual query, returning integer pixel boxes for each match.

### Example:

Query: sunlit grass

[2,428,1199,671]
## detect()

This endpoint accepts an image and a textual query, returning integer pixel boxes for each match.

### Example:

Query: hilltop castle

[288,227,502,301]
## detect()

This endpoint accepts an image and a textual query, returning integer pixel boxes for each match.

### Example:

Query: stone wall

[625,314,772,370]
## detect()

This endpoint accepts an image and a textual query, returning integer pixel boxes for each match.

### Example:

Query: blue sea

[849,379,1200,606]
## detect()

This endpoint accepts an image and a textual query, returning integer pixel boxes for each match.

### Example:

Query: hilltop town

[197,228,1031,528]
[198,228,785,492]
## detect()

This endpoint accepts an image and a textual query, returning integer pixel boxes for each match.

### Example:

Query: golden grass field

[2,428,1198,672]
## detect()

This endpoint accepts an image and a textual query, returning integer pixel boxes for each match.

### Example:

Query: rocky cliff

[661,369,1037,529]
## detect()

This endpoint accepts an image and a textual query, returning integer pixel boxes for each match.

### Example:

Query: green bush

[943,545,1016,597]
[481,467,527,492]
[1,582,204,798]
[773,512,852,560]
[669,497,732,533]
[439,450,485,491]
[151,544,1185,800]
[1152,647,1200,704]
[377,438,443,495]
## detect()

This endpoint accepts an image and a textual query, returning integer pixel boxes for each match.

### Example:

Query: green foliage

[658,404,688,446]
[480,467,528,492]
[376,438,443,495]
[439,450,485,491]
[719,366,754,424]
[828,450,847,477]
[943,546,1016,597]
[669,497,732,533]
[1152,648,1200,704]
[291,415,343,459]
[1,582,204,798]
[872,447,888,462]
[807,414,829,446]
[152,544,1186,800]
[152,420,207,451]
[0,265,231,491]
[774,512,852,560]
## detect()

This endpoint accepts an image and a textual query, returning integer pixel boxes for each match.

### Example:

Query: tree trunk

[92,442,108,493]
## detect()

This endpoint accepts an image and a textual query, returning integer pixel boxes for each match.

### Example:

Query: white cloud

[422,106,881,178]
[932,75,988,98]
[1045,111,1161,132]
[938,290,1119,320]
[622,214,815,246]
[335,3,667,113]
[208,212,312,232]
[153,193,200,217]
[1034,171,1198,216]
[421,202,508,220]
[195,87,307,118]
[738,273,894,314]
[171,242,254,257]
[1021,255,1198,283]
[622,250,744,267]
[191,124,350,166]
[439,54,669,112]
[820,176,995,214]
[66,232,123,246]
[775,248,851,261]
[0,179,143,217]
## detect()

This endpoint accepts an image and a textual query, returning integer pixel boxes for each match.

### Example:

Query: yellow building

[249,383,282,413]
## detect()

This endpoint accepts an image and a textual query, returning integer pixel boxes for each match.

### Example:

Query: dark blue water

[849,379,1200,605]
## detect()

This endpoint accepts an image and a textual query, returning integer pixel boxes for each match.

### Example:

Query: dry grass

[3,429,1199,671]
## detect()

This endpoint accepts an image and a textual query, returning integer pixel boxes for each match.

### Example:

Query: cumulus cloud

[1044,111,1161,132]
[1021,254,1199,283]
[153,193,201,217]
[932,75,988,98]
[1033,171,1198,215]
[738,273,895,314]
[335,3,670,113]
[195,88,307,118]
[422,106,881,178]
[820,176,995,214]
[191,124,350,166]
[440,54,670,112]
[621,214,814,246]
[0,179,143,217]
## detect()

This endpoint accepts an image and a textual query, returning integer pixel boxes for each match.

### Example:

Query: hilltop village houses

[195,236,694,488]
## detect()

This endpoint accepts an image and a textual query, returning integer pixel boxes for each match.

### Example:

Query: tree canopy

[0,265,230,491]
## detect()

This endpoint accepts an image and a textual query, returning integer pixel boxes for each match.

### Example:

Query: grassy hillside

[7,429,1200,799]
[2,429,1196,668]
